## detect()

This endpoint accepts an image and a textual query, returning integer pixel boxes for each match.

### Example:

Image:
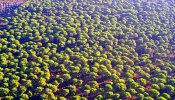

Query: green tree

[114,83,126,91]
[164,85,174,93]
[20,94,29,100]
[68,85,76,96]
[5,96,14,100]
[0,87,9,96]
[95,95,104,100]
[113,93,120,99]
[38,77,47,86]
[106,91,113,98]
[144,97,154,100]
[137,93,144,100]
[62,89,69,96]
[157,96,167,100]
[105,84,113,91]
[123,92,132,98]
[162,93,170,99]
[149,89,160,98]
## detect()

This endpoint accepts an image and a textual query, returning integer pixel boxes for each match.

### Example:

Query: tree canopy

[0,0,175,99]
